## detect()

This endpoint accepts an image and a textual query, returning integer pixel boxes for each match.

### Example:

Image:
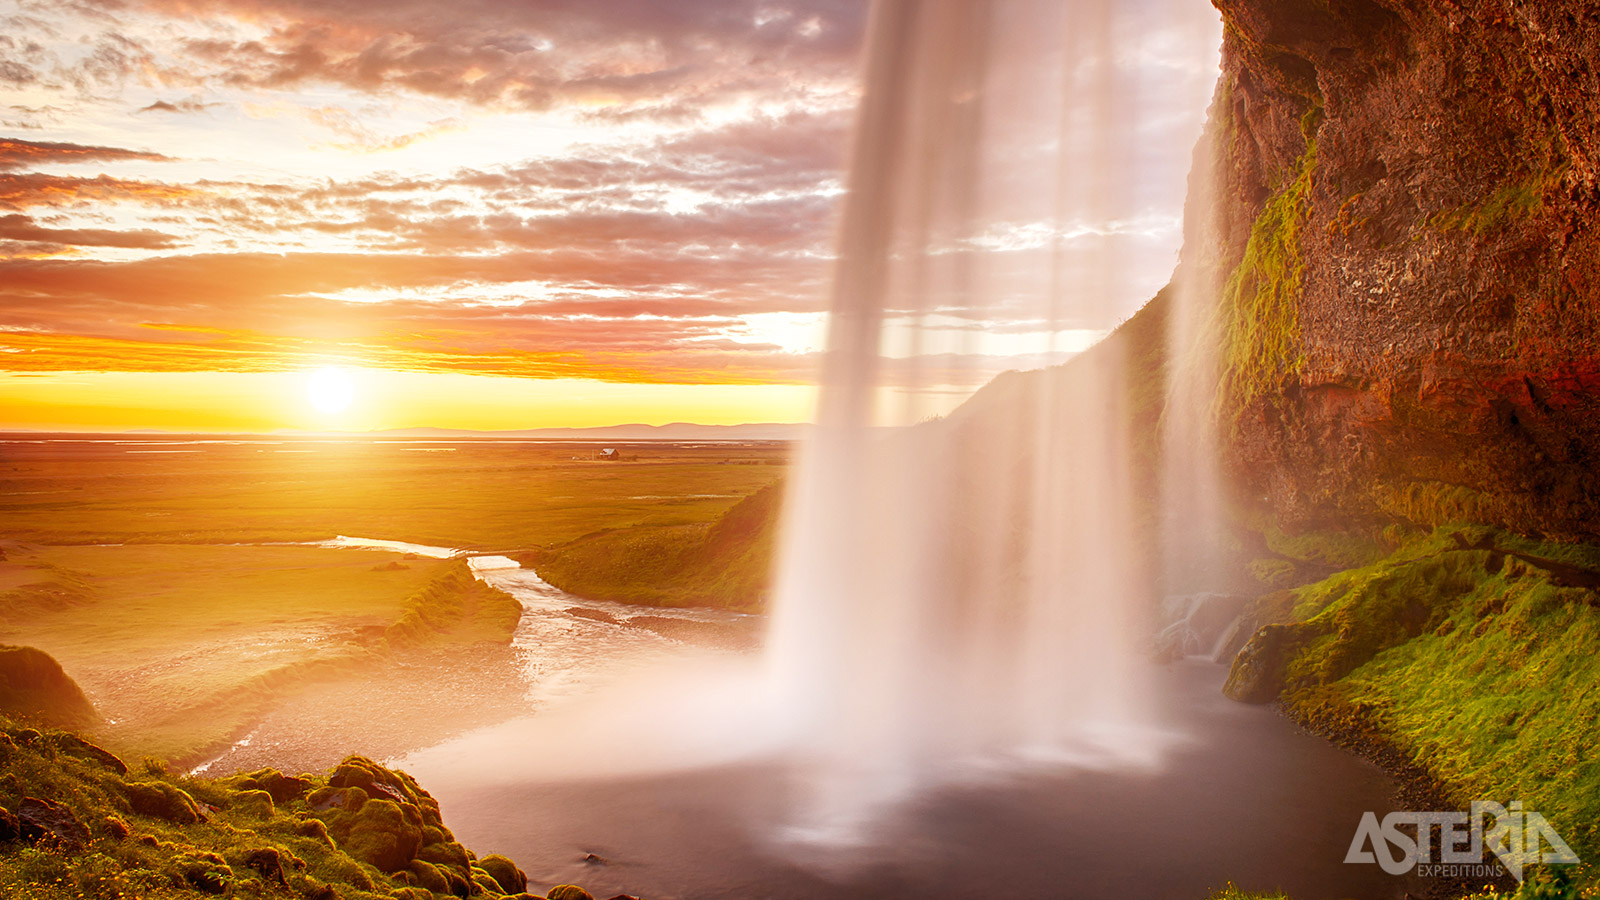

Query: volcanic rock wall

[1203,0,1600,540]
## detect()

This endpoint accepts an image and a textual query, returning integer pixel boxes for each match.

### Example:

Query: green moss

[1218,139,1317,414]
[1264,524,1384,570]
[478,853,527,894]
[1430,171,1559,236]
[0,701,606,900]
[1205,886,1289,900]
[1261,526,1600,873]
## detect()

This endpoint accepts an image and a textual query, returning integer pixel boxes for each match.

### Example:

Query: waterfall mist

[765,0,1224,842]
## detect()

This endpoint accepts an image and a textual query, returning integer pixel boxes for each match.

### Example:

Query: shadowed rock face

[1206,0,1600,540]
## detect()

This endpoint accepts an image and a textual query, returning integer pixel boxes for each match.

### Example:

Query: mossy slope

[0,714,603,900]
[531,484,780,612]
[1225,525,1600,883]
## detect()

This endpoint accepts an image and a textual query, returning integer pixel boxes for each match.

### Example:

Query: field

[0,435,788,767]
[0,436,788,548]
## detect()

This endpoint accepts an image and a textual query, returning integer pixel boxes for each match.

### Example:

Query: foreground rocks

[0,676,625,900]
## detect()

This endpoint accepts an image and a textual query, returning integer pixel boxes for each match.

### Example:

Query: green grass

[1263,526,1600,872]
[532,482,782,611]
[0,440,786,550]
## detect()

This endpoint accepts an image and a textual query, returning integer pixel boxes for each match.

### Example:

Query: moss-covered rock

[329,797,424,872]
[123,780,203,824]
[0,715,609,900]
[547,885,596,900]
[230,788,274,819]
[1222,623,1301,703]
[223,766,311,803]
[177,850,232,894]
[479,853,528,894]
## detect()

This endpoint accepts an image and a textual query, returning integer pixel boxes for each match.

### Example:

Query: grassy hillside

[1224,524,1600,890]
[530,483,781,612]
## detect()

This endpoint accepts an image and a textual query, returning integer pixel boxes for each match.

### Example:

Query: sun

[306,366,356,414]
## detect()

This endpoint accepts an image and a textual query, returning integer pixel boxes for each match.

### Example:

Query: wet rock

[1155,593,1250,659]
[479,853,528,893]
[1223,624,1299,703]
[547,886,596,900]
[565,607,621,625]
[123,780,203,824]
[583,853,607,865]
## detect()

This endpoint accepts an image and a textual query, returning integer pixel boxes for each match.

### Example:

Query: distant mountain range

[0,423,810,441]
[369,423,808,441]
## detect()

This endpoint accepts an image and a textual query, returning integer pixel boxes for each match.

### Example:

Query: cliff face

[1205,0,1600,540]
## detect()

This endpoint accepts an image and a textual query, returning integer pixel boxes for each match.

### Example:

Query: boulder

[472,868,509,895]
[124,781,203,824]
[332,798,424,873]
[478,853,528,894]
[547,886,596,900]
[242,847,289,886]
[226,767,311,803]
[231,789,275,819]
[1222,624,1299,704]
[179,851,232,894]
[17,797,90,850]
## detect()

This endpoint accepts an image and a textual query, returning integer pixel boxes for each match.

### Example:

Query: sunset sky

[0,0,1219,433]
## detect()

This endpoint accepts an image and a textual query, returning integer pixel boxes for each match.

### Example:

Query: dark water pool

[404,659,1421,900]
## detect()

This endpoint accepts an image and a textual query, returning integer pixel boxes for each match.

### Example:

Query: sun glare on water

[306,366,356,415]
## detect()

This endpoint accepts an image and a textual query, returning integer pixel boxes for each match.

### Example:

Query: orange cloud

[0,173,201,210]
[0,138,172,171]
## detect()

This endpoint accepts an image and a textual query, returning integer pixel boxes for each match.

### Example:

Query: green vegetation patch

[382,563,523,650]
[0,708,580,899]
[534,482,782,611]
[1218,138,1317,414]
[1247,526,1600,865]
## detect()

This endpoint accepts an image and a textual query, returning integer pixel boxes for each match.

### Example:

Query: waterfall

[764,0,1223,840]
